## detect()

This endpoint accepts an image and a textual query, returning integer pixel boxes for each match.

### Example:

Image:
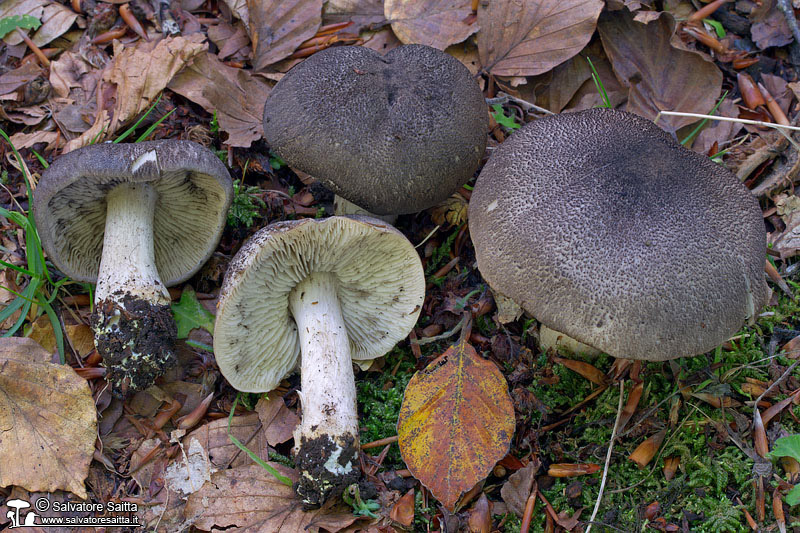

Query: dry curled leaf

[598,10,723,135]
[0,338,97,498]
[477,0,604,77]
[553,357,608,386]
[389,488,415,526]
[398,339,515,511]
[629,429,667,469]
[248,0,323,72]
[385,0,477,50]
[185,464,362,532]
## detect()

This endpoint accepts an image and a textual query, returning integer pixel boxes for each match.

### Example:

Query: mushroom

[262,44,487,216]
[5,499,30,527]
[213,215,424,507]
[469,108,767,360]
[34,140,233,395]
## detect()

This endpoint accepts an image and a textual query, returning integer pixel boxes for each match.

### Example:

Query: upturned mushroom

[262,44,487,216]
[213,215,424,507]
[34,141,233,395]
[469,108,767,360]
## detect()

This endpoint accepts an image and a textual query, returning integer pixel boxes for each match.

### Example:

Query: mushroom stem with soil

[289,272,359,498]
[92,181,175,396]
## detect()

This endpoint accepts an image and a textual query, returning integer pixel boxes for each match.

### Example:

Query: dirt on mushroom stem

[294,432,360,509]
[92,291,177,398]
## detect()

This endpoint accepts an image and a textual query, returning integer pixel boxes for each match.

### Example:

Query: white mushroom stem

[289,271,359,456]
[95,182,169,306]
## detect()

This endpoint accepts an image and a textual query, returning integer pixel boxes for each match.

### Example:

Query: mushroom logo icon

[5,499,38,528]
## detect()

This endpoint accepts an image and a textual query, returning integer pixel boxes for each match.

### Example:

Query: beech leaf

[397,339,515,511]
[477,0,603,77]
[385,0,477,50]
[0,338,97,498]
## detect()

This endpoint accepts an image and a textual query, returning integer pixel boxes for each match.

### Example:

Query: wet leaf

[477,0,603,77]
[169,51,272,147]
[184,412,270,469]
[385,0,477,50]
[629,429,667,469]
[553,357,608,386]
[171,286,215,339]
[389,488,415,526]
[397,339,515,511]
[598,10,723,135]
[185,464,362,532]
[0,338,97,498]
[751,9,793,50]
[248,0,322,72]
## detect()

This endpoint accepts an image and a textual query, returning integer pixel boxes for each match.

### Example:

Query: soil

[293,432,361,510]
[91,291,177,398]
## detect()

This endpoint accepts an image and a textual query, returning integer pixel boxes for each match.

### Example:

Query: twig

[586,380,625,533]
[361,435,398,450]
[751,361,800,407]
[778,0,800,49]
[15,28,50,67]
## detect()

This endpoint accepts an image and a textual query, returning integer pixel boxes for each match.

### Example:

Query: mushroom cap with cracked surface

[33,140,233,285]
[468,108,768,361]
[262,44,487,215]
[214,216,425,392]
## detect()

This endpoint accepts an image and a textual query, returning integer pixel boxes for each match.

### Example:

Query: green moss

[357,347,416,467]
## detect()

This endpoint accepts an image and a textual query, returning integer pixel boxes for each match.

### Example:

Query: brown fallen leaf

[500,458,541,517]
[753,408,769,458]
[617,381,643,432]
[663,456,679,481]
[168,52,272,147]
[183,412,270,469]
[248,0,323,72]
[762,389,800,426]
[397,338,516,511]
[598,10,723,135]
[467,492,492,533]
[385,0,477,50]
[1,0,47,46]
[389,488,415,526]
[255,390,300,446]
[553,357,608,386]
[0,62,43,96]
[101,35,206,141]
[629,429,667,469]
[0,337,97,498]
[185,464,363,532]
[751,8,793,50]
[31,1,79,47]
[477,0,604,77]
[691,99,744,155]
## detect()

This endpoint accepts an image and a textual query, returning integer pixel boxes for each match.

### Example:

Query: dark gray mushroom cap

[34,140,233,285]
[262,44,487,215]
[214,216,425,393]
[469,108,768,361]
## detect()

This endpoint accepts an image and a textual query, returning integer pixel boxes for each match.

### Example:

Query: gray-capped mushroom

[262,44,487,216]
[34,140,233,395]
[214,215,424,507]
[469,108,768,361]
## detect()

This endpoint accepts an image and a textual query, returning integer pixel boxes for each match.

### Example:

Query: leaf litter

[3,0,800,531]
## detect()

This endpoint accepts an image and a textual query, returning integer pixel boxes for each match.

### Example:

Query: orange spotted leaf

[397,339,515,511]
